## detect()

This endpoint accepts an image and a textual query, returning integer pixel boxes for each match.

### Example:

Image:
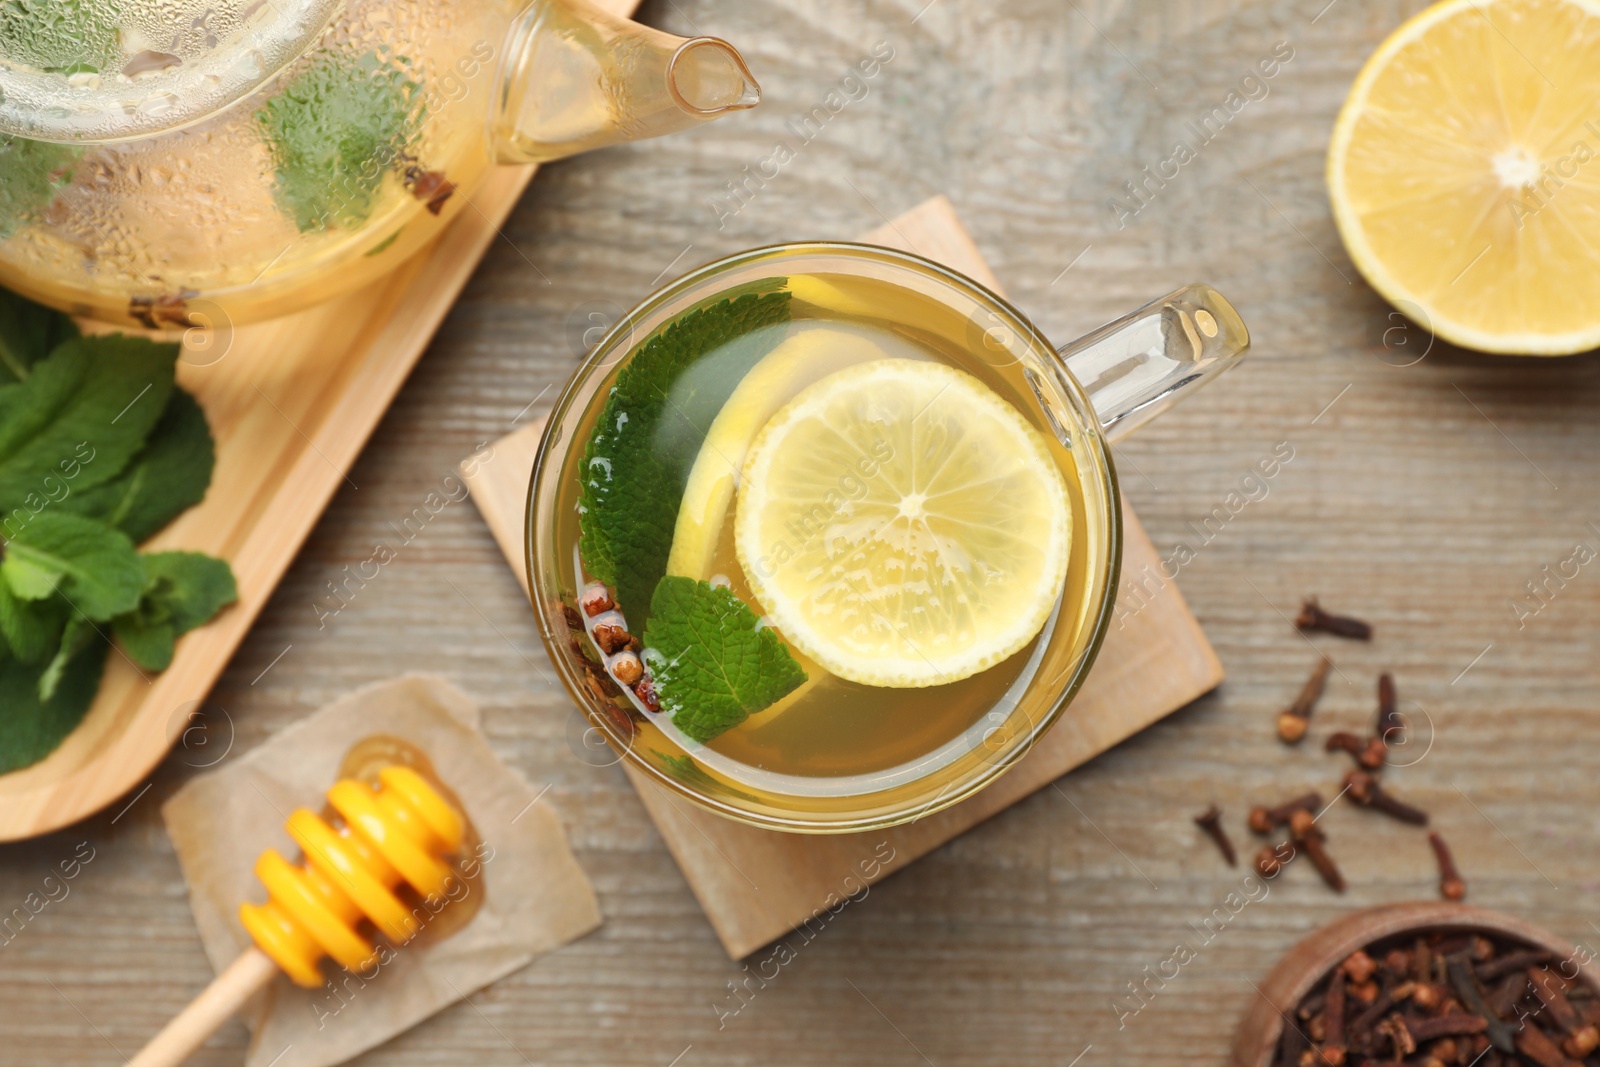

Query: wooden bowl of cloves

[1231,901,1600,1067]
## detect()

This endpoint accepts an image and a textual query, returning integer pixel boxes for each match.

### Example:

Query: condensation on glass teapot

[0,0,761,327]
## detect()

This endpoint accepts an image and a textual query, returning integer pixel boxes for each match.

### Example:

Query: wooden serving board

[463,195,1226,959]
[0,0,641,842]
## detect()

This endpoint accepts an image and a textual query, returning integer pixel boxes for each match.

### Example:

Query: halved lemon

[1327,0,1600,355]
[734,359,1071,688]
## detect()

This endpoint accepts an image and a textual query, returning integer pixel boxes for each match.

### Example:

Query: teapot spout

[493,0,760,164]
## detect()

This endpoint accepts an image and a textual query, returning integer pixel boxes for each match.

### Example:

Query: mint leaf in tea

[641,576,806,743]
[577,288,791,624]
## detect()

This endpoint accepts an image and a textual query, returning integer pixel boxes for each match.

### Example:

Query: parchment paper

[162,674,602,1067]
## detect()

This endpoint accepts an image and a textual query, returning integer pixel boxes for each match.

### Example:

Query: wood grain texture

[463,195,1224,959]
[6,1,1600,1065]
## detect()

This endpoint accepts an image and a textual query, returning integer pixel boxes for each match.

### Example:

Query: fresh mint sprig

[0,290,236,773]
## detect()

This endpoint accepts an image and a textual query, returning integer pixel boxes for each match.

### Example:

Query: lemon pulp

[734,358,1071,689]
[666,323,894,581]
[1327,0,1600,355]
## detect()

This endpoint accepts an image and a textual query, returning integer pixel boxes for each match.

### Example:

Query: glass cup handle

[1055,283,1250,443]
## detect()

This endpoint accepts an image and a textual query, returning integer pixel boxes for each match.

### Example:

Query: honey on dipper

[130,755,476,1067]
[239,764,465,987]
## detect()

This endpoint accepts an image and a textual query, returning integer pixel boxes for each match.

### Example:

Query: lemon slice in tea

[734,359,1071,688]
[1327,0,1600,355]
[667,324,891,581]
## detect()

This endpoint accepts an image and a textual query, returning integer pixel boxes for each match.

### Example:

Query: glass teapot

[0,0,759,327]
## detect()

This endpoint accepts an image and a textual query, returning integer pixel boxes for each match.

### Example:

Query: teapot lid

[0,0,343,142]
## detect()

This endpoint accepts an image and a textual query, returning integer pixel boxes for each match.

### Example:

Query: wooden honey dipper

[129,765,467,1067]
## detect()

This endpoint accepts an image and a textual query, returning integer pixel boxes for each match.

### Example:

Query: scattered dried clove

[1296,597,1373,640]
[1277,655,1333,743]
[1193,805,1237,866]
[1249,792,1325,834]
[1428,831,1466,900]
[1324,731,1387,770]
[1295,827,1346,893]
[1254,842,1296,878]
[1374,672,1403,743]
[1343,770,1429,825]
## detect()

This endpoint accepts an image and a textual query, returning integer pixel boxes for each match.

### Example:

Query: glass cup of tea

[527,243,1248,833]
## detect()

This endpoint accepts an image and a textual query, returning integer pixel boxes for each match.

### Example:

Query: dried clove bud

[592,622,634,655]
[610,651,643,686]
[1343,770,1429,825]
[1250,792,1325,834]
[405,165,457,215]
[1193,805,1237,866]
[1254,842,1295,878]
[1477,949,1552,981]
[1447,958,1516,1053]
[1296,597,1373,640]
[1296,829,1346,893]
[1565,1025,1600,1058]
[1516,1025,1582,1067]
[1322,969,1348,1065]
[1323,731,1385,769]
[1428,831,1466,900]
[1375,672,1403,743]
[580,586,614,617]
[1278,656,1332,743]
[1405,1015,1489,1041]
[1342,950,1378,986]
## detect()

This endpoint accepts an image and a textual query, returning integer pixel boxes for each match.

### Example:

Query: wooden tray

[463,195,1226,958]
[0,0,641,842]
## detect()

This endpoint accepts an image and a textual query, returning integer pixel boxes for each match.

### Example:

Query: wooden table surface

[5,2,1598,1065]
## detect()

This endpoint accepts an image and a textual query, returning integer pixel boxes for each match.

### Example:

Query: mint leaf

[0,636,107,774]
[0,334,176,511]
[0,578,64,663]
[578,289,790,623]
[110,552,236,671]
[0,137,84,240]
[641,576,805,743]
[37,611,94,702]
[63,388,215,541]
[2,512,143,619]
[112,613,172,672]
[0,286,78,384]
[257,50,423,232]
[136,551,236,633]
